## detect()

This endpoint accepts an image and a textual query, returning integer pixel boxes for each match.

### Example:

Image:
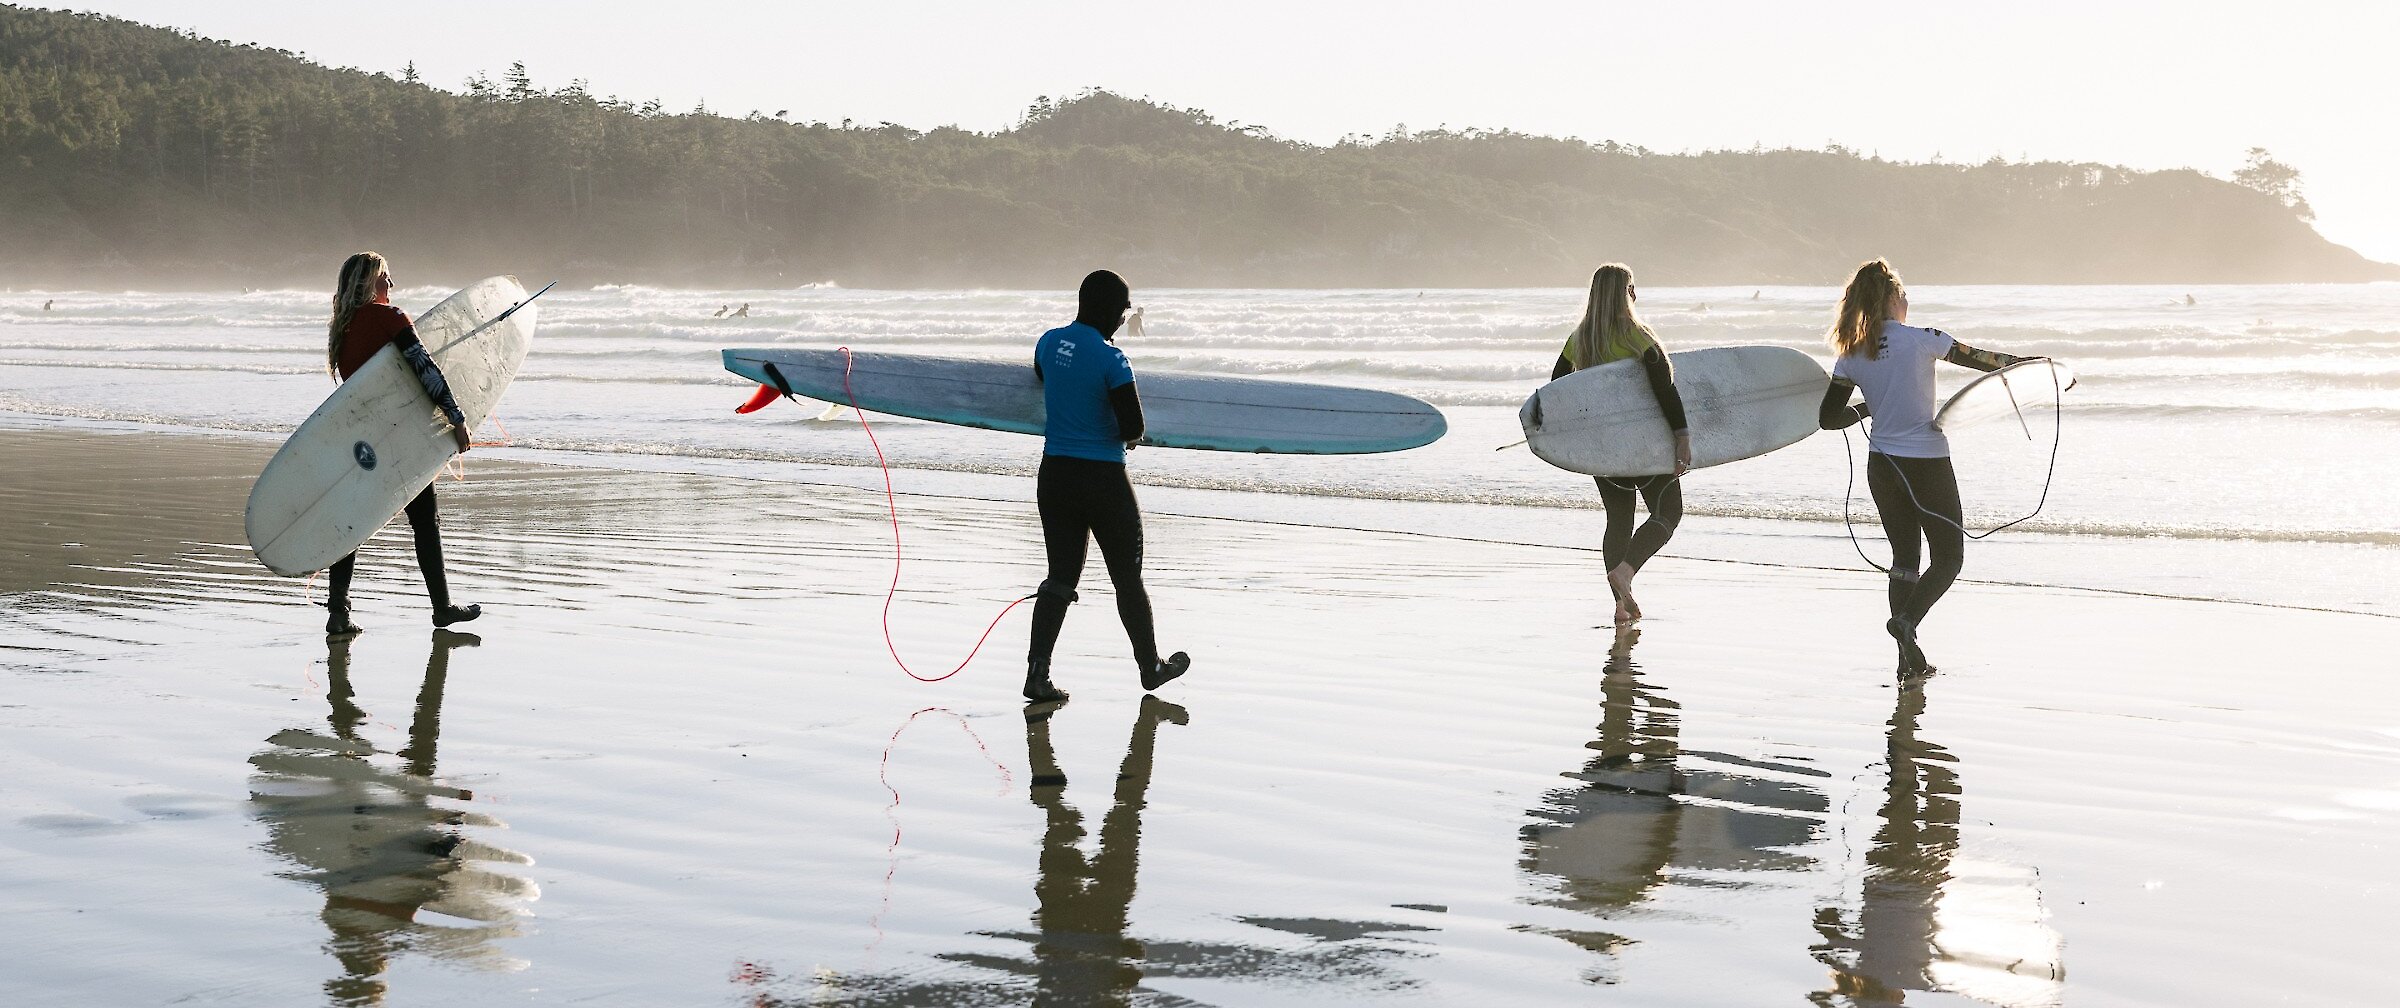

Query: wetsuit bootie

[433,603,481,628]
[325,555,359,635]
[1140,651,1191,692]
[1024,658,1068,704]
[1886,617,1927,676]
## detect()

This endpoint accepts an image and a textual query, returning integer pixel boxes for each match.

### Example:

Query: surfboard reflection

[248,631,536,1006]
[1810,683,2065,1006]
[1518,628,1830,981]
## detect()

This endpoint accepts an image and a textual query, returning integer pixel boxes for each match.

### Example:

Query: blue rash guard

[1034,321,1136,463]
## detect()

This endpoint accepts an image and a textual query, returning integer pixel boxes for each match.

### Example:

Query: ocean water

[3,282,2395,607]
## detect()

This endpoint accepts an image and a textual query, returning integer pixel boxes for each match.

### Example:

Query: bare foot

[1608,564,1641,624]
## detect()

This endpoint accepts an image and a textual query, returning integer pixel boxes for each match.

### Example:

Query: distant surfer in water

[1023,269,1190,703]
[1552,264,1690,626]
[1819,258,2027,676]
[319,252,481,635]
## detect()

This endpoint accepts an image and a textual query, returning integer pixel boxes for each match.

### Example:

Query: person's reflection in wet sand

[1019,695,1185,1006]
[1810,682,2064,1006]
[248,631,536,1006]
[1522,629,1679,929]
[1520,627,1825,980]
[740,698,1434,1004]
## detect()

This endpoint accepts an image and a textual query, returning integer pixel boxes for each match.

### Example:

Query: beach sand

[4,421,2395,1006]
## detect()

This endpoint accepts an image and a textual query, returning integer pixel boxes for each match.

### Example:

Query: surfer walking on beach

[1818,259,2027,676]
[319,252,481,635]
[1552,264,1691,626]
[1022,269,1190,703]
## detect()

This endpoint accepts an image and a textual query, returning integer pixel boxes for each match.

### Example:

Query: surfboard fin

[735,383,781,414]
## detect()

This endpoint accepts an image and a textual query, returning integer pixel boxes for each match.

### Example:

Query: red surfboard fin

[735,383,782,414]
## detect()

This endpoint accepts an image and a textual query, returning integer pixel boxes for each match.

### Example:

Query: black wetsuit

[325,486,450,617]
[1863,453,1962,624]
[1026,360,1159,672]
[1029,455,1158,671]
[1555,346,1689,576]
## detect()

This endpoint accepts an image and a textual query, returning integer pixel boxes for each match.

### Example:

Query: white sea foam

[4,283,2397,550]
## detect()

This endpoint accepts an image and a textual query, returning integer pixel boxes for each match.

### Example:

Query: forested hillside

[2,5,2389,289]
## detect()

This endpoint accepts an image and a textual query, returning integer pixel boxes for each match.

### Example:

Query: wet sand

[4,422,2396,1006]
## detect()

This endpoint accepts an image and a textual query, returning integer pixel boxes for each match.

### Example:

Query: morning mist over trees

[1,5,2389,290]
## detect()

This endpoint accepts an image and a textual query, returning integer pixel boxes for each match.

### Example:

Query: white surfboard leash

[1840,358,2068,575]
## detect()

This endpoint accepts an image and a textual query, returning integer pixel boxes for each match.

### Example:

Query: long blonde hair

[1831,258,1902,360]
[327,251,386,377]
[1565,263,1660,371]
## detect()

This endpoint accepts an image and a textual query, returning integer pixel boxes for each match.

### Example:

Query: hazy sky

[70,0,2400,264]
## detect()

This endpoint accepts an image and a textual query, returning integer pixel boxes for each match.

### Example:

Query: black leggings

[326,484,452,609]
[1595,475,1682,576]
[1029,456,1158,670]
[1865,453,1963,625]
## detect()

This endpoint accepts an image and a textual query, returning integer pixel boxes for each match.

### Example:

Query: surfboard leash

[868,705,1012,953]
[831,346,1037,683]
[439,412,519,483]
[1839,358,2068,574]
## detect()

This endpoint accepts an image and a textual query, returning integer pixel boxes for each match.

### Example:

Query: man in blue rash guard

[1022,270,1191,704]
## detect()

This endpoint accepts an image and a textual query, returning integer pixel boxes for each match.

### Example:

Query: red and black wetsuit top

[336,302,414,380]
[338,301,466,429]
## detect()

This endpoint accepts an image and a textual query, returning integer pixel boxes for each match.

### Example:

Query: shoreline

[7,410,2391,622]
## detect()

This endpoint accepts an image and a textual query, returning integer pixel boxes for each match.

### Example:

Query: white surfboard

[723,348,1446,454]
[1934,358,2074,435]
[1519,345,1828,477]
[246,277,542,577]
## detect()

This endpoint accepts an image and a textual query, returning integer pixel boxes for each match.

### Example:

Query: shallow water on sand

[4,427,2397,1006]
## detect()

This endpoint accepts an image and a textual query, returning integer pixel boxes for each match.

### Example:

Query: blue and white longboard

[723,347,1446,454]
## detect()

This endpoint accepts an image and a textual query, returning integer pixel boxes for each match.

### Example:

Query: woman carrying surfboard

[320,252,481,635]
[1551,264,1691,627]
[1022,270,1190,703]
[1818,258,2026,676]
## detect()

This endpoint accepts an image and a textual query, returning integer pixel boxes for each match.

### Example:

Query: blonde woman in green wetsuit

[1551,264,1692,626]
